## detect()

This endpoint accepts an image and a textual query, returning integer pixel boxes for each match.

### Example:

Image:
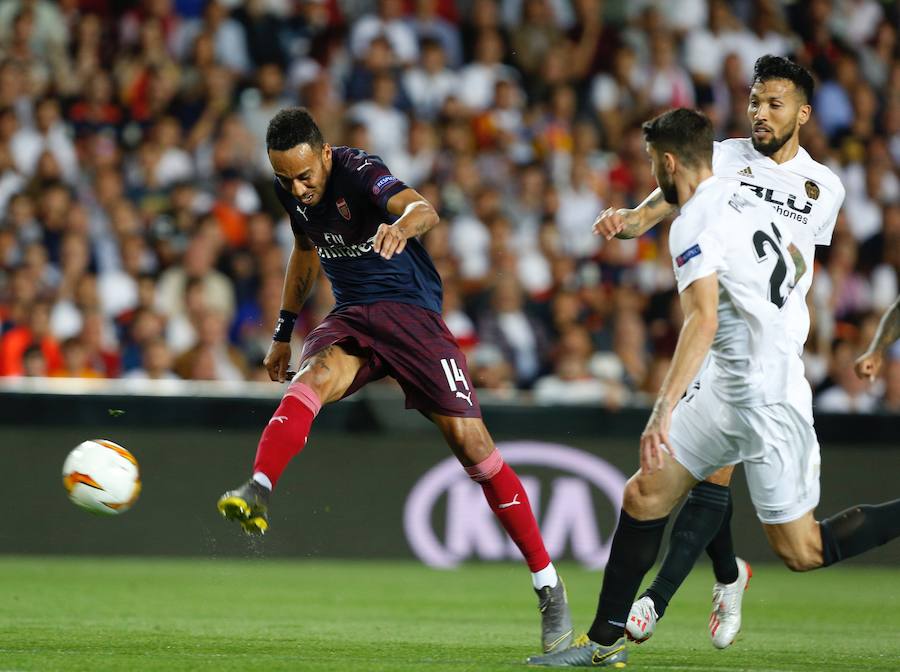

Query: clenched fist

[592,207,641,240]
[854,351,883,382]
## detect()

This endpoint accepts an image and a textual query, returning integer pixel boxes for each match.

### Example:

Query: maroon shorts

[300,301,481,418]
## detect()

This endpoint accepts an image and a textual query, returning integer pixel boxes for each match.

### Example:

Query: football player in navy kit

[216,108,573,653]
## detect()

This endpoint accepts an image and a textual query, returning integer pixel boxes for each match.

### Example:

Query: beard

[658,174,679,204]
[752,127,793,157]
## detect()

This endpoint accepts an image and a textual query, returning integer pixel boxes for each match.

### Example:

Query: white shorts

[669,372,821,524]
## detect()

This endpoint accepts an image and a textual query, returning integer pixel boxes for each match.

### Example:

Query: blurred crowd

[0,0,898,413]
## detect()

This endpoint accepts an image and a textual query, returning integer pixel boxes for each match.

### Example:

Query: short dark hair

[752,55,815,102]
[641,108,713,169]
[266,107,324,152]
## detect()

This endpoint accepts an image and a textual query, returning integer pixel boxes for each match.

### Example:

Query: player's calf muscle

[763,517,824,572]
[432,416,495,466]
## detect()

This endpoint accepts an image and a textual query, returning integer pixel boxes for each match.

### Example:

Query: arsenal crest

[804,180,820,200]
[336,197,351,220]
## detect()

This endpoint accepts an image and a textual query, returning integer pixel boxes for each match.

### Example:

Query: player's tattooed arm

[282,231,320,312]
[788,243,806,285]
[374,188,440,260]
[871,296,900,352]
[855,295,900,381]
[593,188,678,241]
[296,230,315,251]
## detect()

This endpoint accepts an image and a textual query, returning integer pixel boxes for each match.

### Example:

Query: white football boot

[625,595,658,643]
[709,557,752,649]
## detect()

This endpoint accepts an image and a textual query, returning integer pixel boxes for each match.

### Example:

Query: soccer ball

[62,440,142,515]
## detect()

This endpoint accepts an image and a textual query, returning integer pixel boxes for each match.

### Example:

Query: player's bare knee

[622,477,664,520]
[296,362,333,398]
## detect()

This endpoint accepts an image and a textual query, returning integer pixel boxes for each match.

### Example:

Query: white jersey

[712,138,846,353]
[670,176,799,407]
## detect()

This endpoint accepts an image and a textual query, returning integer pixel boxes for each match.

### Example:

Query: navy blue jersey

[274,146,443,314]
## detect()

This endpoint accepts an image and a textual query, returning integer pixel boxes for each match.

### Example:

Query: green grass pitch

[0,557,897,671]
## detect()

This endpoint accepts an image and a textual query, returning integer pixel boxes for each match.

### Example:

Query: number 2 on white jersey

[753,222,792,309]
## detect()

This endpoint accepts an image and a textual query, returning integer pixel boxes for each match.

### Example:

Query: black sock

[588,510,668,646]
[706,490,739,584]
[641,482,732,619]
[820,498,900,567]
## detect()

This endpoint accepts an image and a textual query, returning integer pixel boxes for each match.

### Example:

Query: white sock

[531,562,559,589]
[252,472,273,491]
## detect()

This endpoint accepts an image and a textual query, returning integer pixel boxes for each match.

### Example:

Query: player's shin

[643,481,733,618]
[588,510,668,646]
[465,450,552,575]
[252,381,321,489]
[820,498,900,566]
[706,489,739,583]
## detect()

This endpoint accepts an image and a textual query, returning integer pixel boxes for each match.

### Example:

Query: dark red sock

[252,381,321,489]
[467,450,551,572]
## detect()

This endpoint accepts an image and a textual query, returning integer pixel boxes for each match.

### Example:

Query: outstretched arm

[265,231,320,383]
[855,296,900,381]
[593,188,679,240]
[641,273,719,474]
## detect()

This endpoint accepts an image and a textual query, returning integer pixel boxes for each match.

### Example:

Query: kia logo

[404,441,627,569]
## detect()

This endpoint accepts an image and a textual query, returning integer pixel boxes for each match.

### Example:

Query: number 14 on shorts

[440,358,473,406]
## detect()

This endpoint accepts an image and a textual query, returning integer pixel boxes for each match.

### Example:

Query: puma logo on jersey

[296,205,308,221]
[455,390,473,406]
[356,160,372,171]
[738,166,753,177]
[269,416,288,425]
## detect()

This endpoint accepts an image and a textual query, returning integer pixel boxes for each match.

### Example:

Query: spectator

[347,73,408,166]
[468,343,517,398]
[9,96,78,183]
[173,308,248,381]
[156,234,236,322]
[0,301,63,376]
[457,29,518,112]
[123,337,179,380]
[50,336,104,378]
[816,339,878,412]
[477,274,550,387]
[402,38,459,121]
[21,343,47,377]
[233,0,288,69]
[407,0,463,69]
[509,0,563,79]
[350,0,418,65]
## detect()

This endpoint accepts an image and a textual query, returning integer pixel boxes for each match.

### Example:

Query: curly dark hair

[752,55,815,102]
[265,107,324,152]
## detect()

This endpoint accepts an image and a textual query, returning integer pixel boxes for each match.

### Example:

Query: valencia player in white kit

[594,56,846,648]
[528,108,900,668]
